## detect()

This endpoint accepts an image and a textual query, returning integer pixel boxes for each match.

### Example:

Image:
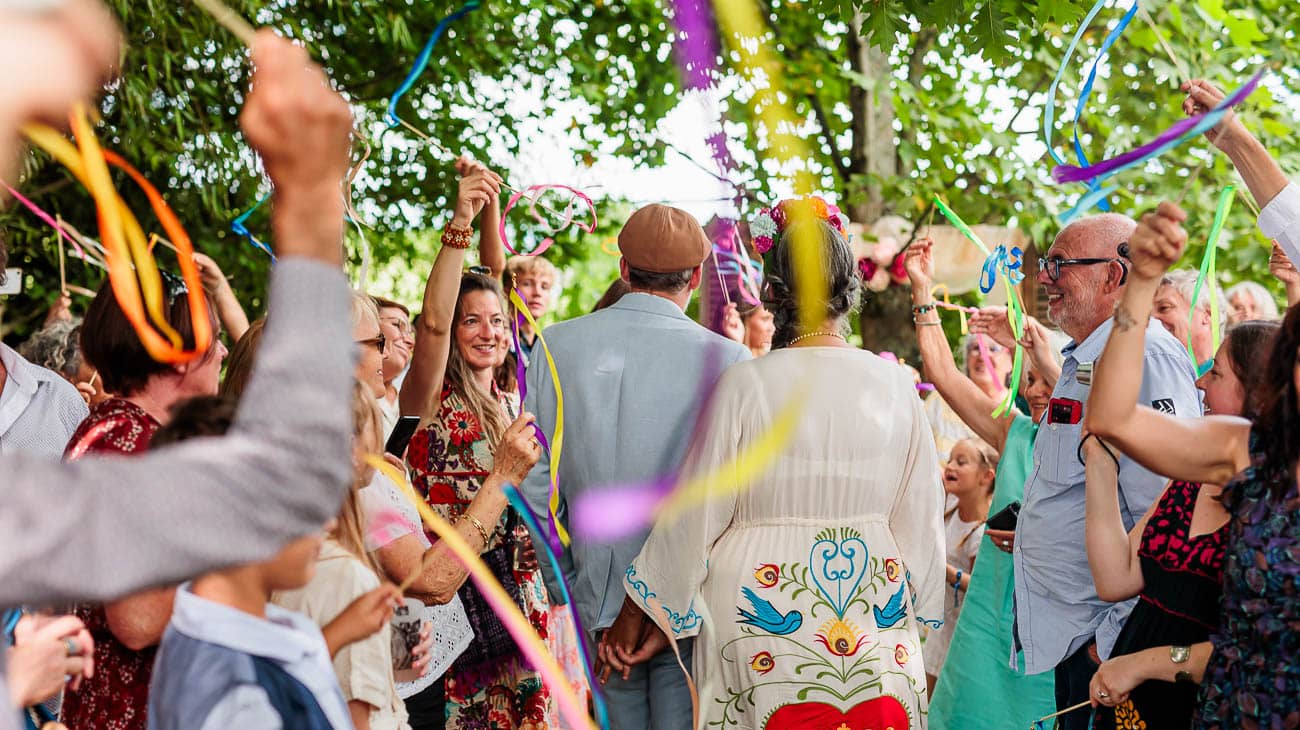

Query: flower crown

[749,196,849,256]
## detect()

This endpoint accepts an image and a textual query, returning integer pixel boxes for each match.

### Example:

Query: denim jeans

[602,638,694,730]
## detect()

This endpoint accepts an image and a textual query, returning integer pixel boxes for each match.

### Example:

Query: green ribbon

[1188,185,1234,368]
[932,196,1025,416]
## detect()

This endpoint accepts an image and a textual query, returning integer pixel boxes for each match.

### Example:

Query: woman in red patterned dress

[61,276,226,730]
[400,160,556,729]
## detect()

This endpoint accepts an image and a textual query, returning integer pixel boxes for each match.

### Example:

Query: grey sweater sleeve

[0,258,356,606]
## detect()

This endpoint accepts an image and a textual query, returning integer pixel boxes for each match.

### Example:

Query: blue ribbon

[384,1,483,128]
[1067,0,1140,212]
[979,245,1025,294]
[230,192,275,260]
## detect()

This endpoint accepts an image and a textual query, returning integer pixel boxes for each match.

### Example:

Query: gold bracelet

[442,223,473,250]
[461,512,491,547]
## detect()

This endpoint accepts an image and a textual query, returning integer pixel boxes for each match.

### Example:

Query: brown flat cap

[617,204,711,273]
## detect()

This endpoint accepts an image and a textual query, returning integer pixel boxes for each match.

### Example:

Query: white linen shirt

[1259,181,1300,266]
[0,343,87,457]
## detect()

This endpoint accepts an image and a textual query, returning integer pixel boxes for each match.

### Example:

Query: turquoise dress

[928,414,1056,729]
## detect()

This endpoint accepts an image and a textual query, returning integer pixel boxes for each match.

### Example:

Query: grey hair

[1160,269,1227,328]
[761,219,861,348]
[1226,280,1280,320]
[18,318,84,379]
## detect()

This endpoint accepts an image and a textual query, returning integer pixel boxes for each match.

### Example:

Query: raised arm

[399,161,501,424]
[478,184,506,279]
[1185,79,1290,213]
[0,31,361,605]
[1082,434,1150,602]
[194,252,251,341]
[968,308,1062,392]
[1270,243,1300,308]
[1083,202,1252,486]
[904,238,1013,452]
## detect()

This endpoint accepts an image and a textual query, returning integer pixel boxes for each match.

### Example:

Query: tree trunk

[846,16,917,362]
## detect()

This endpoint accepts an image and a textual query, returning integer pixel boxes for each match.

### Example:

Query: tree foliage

[2,0,1297,349]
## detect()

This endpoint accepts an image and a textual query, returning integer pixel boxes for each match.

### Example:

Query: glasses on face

[1037,256,1121,282]
[355,333,386,355]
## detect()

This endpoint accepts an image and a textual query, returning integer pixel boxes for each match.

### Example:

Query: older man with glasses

[973,212,1201,729]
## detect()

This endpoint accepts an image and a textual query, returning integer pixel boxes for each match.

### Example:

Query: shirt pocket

[1037,420,1085,486]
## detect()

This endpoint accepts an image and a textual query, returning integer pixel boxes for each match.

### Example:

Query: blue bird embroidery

[736,586,803,635]
[872,582,908,628]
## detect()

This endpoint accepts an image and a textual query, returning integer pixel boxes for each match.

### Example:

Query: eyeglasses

[356,333,386,355]
[1037,256,1123,282]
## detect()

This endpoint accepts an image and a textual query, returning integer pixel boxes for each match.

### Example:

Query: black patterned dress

[1100,480,1227,730]
[1194,434,1300,729]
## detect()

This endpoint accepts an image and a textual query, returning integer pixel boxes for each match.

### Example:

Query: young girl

[924,437,997,692]
[275,384,421,730]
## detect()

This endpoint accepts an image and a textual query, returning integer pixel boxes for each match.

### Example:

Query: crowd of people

[1,3,1299,730]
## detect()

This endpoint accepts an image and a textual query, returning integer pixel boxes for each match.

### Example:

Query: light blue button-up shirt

[1012,317,1200,675]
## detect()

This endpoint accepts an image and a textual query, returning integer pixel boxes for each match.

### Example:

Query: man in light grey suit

[521,204,750,730]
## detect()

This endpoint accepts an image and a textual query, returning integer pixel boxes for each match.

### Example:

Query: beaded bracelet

[911,302,937,315]
[442,223,473,250]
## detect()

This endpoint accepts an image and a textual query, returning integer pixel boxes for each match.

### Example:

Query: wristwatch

[1171,645,1193,684]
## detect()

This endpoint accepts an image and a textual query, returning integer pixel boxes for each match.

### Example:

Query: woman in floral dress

[400,160,558,729]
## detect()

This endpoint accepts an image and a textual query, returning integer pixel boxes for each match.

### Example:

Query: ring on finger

[1097,689,1109,699]
[63,638,80,657]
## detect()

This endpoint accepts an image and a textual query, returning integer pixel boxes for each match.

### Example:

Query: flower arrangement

[749,196,849,255]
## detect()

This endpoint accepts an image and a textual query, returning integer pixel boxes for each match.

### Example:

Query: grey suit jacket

[0,260,355,730]
[520,292,750,631]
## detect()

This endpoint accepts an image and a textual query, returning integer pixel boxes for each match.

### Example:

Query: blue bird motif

[736,586,803,635]
[872,582,908,629]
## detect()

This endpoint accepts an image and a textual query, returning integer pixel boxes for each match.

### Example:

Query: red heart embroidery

[765,697,909,730]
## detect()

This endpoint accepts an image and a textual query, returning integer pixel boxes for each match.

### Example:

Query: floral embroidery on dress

[711,527,924,730]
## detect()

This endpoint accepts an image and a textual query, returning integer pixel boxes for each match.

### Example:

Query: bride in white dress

[605,203,947,730]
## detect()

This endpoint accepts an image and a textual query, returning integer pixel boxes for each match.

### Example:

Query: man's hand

[240,31,353,265]
[1128,202,1188,281]
[596,600,649,684]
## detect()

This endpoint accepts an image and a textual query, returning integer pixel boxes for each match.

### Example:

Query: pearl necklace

[788,330,846,346]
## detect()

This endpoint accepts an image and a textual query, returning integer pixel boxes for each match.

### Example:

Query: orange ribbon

[23,104,210,364]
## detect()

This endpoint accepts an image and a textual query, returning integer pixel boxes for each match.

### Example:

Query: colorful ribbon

[979,245,1025,295]
[929,285,968,334]
[1189,185,1234,370]
[384,0,483,129]
[508,289,571,549]
[502,485,609,730]
[230,192,275,259]
[932,196,1025,417]
[498,184,597,257]
[2,181,90,263]
[669,0,719,91]
[1052,70,1265,185]
[1045,0,1140,211]
[23,105,211,364]
[365,456,596,730]
[570,387,805,542]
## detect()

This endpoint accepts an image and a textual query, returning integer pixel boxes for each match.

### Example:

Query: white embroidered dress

[624,348,946,730]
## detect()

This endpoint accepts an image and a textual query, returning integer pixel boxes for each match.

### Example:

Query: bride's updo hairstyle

[758,212,861,349]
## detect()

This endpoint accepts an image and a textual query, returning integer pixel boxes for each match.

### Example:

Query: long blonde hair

[445,273,511,450]
[335,380,385,576]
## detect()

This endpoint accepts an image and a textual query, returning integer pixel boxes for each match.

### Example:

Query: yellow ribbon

[508,289,571,548]
[930,284,968,334]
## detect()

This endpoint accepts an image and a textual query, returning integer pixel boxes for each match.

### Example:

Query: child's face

[261,529,326,591]
[943,440,993,498]
[514,273,553,320]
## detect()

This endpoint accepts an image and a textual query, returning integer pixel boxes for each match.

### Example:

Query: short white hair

[1226,280,1280,320]
[1160,269,1227,318]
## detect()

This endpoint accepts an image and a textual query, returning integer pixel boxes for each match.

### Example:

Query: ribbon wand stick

[191,0,257,46]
